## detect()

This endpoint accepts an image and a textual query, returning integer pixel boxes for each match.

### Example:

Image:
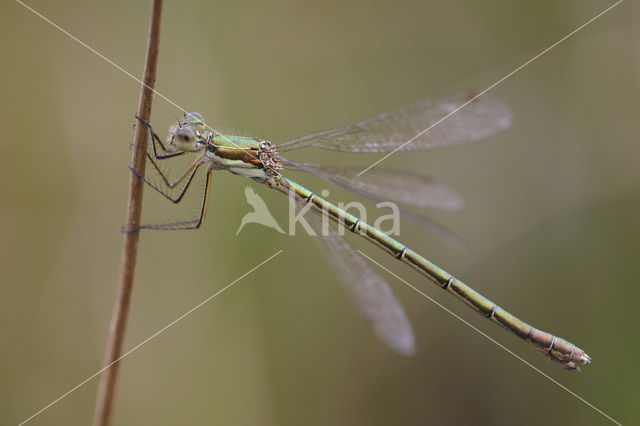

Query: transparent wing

[305,210,416,355]
[286,161,464,210]
[277,90,511,153]
[284,160,466,247]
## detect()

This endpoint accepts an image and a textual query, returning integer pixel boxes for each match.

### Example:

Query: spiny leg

[124,165,213,232]
[129,113,207,201]
[127,155,202,204]
[134,114,184,160]
[137,165,213,231]
[146,152,203,193]
[129,115,196,195]
[125,116,213,231]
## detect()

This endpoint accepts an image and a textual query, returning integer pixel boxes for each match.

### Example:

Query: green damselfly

[130,90,590,370]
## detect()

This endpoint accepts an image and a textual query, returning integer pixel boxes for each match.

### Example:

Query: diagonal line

[17,249,284,426]
[15,0,260,161]
[13,0,623,423]
[357,0,623,176]
[356,249,622,426]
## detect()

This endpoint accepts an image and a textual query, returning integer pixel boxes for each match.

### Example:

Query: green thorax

[209,134,262,150]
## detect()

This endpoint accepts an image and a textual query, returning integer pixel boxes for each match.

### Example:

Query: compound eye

[176,126,196,142]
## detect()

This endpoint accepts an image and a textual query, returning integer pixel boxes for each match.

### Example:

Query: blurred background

[2,1,638,424]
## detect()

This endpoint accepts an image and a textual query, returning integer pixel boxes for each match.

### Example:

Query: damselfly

[129,90,590,370]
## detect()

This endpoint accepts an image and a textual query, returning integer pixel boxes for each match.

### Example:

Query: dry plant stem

[92,1,163,425]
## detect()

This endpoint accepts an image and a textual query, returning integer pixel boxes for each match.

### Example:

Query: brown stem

[92,1,163,425]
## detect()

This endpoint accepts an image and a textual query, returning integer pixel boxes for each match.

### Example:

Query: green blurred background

[2,1,638,425]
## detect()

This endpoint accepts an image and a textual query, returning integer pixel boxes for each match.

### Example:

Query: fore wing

[278,90,511,153]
